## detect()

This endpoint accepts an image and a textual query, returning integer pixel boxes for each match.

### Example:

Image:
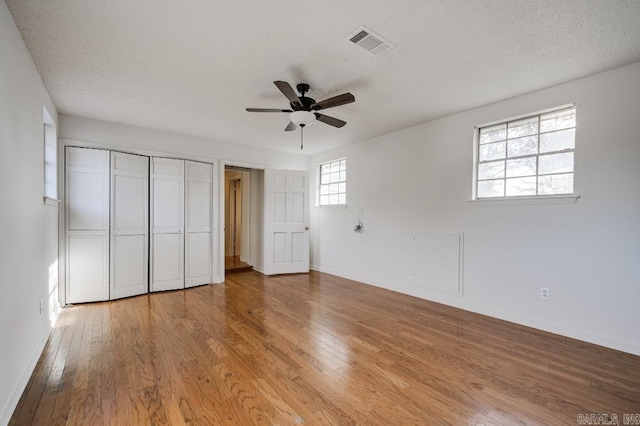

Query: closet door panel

[67,234,109,303]
[113,175,147,231]
[150,158,184,292]
[66,147,110,303]
[68,173,109,230]
[187,180,211,231]
[185,161,213,288]
[153,179,182,230]
[112,234,146,293]
[110,152,149,300]
[186,232,211,285]
[152,234,183,291]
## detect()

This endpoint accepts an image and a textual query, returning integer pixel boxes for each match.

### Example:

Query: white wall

[309,61,640,356]
[59,114,309,171]
[0,3,60,424]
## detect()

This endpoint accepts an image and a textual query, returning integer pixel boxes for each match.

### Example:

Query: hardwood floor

[224,256,252,273]
[10,271,640,425]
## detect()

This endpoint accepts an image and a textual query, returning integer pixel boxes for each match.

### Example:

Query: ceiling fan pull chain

[300,126,304,150]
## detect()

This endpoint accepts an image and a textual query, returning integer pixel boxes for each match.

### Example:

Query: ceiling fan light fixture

[289,110,315,127]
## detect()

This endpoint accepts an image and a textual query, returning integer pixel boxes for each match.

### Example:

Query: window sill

[469,195,580,207]
[43,196,61,207]
[316,204,348,210]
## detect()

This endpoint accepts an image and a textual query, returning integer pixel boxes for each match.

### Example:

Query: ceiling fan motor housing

[291,96,316,111]
[292,84,315,111]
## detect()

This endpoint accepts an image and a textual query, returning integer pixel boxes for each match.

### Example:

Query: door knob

[305,226,309,230]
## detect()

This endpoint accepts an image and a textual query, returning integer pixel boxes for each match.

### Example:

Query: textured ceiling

[7,0,640,154]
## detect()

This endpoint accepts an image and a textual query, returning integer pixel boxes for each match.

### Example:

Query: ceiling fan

[246,81,355,149]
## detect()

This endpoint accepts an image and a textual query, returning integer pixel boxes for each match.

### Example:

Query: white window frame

[43,107,59,206]
[472,104,577,201]
[317,158,347,207]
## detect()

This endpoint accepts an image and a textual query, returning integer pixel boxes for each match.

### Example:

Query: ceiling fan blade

[314,113,347,128]
[274,81,302,107]
[312,93,355,111]
[284,121,297,131]
[246,108,292,113]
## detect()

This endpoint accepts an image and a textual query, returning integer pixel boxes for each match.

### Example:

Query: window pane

[320,158,346,205]
[538,173,573,195]
[540,128,575,153]
[507,136,538,157]
[477,179,505,198]
[508,117,538,138]
[475,107,575,200]
[479,141,506,162]
[479,124,506,144]
[478,160,505,180]
[540,108,575,133]
[506,176,537,196]
[506,157,536,178]
[539,152,573,175]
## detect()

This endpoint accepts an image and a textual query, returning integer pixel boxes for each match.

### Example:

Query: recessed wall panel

[411,230,463,296]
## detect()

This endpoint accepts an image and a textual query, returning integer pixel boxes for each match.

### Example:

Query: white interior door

[110,152,149,300]
[264,169,309,275]
[185,161,213,288]
[151,158,184,292]
[66,147,110,303]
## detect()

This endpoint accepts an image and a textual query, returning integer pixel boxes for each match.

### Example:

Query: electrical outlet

[540,288,550,300]
[39,299,44,314]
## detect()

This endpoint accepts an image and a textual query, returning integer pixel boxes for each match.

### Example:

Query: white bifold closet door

[150,158,185,292]
[66,147,110,303]
[110,152,149,300]
[185,161,213,288]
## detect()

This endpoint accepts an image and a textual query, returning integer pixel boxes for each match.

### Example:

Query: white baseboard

[309,265,640,356]
[0,323,52,426]
[457,302,640,357]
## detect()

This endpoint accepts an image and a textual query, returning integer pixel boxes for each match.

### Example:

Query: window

[43,107,58,203]
[475,106,576,199]
[319,158,346,206]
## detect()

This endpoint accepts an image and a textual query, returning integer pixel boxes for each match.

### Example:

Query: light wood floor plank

[10,270,640,425]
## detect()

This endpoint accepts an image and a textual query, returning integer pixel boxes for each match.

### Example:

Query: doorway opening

[224,166,261,274]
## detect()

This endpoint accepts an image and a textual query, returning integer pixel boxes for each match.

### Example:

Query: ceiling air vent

[346,26,395,56]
